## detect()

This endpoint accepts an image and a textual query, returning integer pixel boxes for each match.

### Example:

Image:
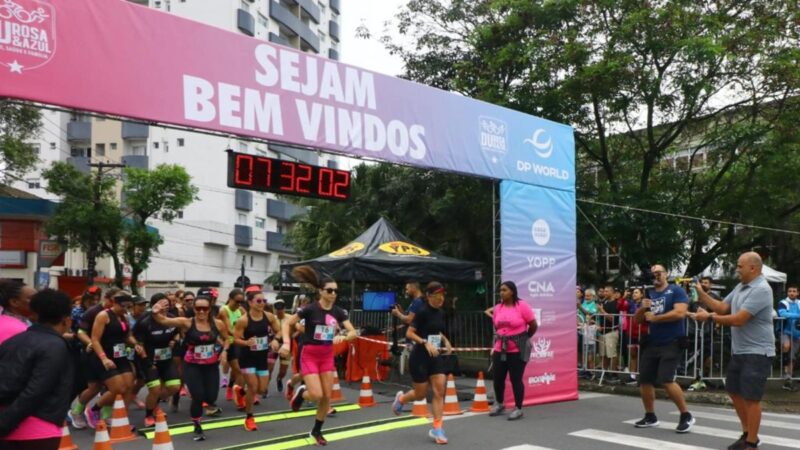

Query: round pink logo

[0,0,56,74]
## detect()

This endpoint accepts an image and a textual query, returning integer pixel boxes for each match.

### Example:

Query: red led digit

[318,168,334,197]
[235,154,254,186]
[333,170,350,199]
[279,161,296,191]
[256,157,272,187]
[295,164,312,193]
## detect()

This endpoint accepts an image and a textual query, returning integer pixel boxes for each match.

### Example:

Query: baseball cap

[132,295,147,305]
[86,286,101,295]
[273,299,285,309]
[197,287,219,299]
[244,285,262,294]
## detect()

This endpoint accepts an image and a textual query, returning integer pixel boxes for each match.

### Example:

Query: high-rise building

[10,0,344,294]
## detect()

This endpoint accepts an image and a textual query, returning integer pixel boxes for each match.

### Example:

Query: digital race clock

[226,150,351,201]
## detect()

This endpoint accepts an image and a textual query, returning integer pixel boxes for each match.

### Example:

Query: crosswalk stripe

[671,411,797,430]
[569,429,714,450]
[499,445,559,450]
[704,406,800,420]
[578,392,610,400]
[623,420,800,449]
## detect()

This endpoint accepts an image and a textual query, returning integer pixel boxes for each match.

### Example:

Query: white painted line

[570,429,715,450]
[577,392,610,400]
[671,411,798,430]
[499,445,559,450]
[440,411,485,422]
[624,419,800,449]
[705,405,800,420]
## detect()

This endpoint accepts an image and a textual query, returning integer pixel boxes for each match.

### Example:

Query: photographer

[633,264,695,433]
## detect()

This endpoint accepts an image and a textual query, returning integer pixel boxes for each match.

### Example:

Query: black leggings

[492,352,526,409]
[183,363,220,419]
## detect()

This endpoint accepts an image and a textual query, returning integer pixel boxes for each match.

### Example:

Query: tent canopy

[762,264,787,283]
[280,217,484,283]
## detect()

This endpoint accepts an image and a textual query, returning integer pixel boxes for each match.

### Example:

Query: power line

[576,203,633,273]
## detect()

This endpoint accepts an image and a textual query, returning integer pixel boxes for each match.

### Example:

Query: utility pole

[86,161,126,286]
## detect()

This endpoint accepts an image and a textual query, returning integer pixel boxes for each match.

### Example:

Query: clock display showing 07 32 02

[226,150,351,201]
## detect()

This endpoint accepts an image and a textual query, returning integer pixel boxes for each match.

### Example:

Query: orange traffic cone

[151,410,174,450]
[443,374,463,416]
[411,398,432,418]
[358,375,376,407]
[93,419,113,450]
[330,374,345,403]
[108,395,136,443]
[58,421,78,450]
[469,371,491,413]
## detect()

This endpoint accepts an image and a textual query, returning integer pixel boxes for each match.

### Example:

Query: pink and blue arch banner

[501,181,578,405]
[0,0,574,191]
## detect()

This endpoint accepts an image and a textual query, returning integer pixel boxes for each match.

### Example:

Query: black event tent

[280,217,484,283]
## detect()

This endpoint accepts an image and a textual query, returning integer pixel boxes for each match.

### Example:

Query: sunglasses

[194,306,210,312]
[323,288,339,294]
[252,299,267,304]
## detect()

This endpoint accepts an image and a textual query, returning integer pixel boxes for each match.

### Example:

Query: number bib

[427,335,442,349]
[112,343,127,359]
[251,336,269,351]
[313,325,335,342]
[154,347,172,361]
[193,344,215,360]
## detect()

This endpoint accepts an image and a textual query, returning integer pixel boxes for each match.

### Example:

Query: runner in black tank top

[234,290,280,431]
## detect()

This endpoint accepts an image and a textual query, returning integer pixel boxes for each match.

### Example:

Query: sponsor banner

[0,0,574,191]
[501,180,577,405]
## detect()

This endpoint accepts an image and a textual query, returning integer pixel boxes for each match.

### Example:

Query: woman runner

[218,289,247,408]
[279,266,357,446]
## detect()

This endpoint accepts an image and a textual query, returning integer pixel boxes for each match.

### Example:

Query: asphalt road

[67,380,800,450]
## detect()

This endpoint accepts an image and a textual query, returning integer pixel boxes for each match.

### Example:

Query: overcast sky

[340,0,407,77]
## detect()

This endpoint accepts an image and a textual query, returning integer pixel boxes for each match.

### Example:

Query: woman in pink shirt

[489,281,537,421]
[0,280,35,343]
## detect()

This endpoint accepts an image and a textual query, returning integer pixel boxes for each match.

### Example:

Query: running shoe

[489,403,505,417]
[291,385,306,412]
[508,408,523,421]
[728,434,759,450]
[286,383,294,401]
[205,405,222,417]
[234,385,246,410]
[676,412,695,433]
[634,414,659,428]
[68,410,87,429]
[143,416,156,428]
[193,423,206,442]
[782,380,797,392]
[310,430,328,446]
[226,386,234,401]
[244,416,258,431]
[688,380,706,391]
[180,386,188,397]
[328,408,337,416]
[428,428,448,445]
[276,379,284,392]
[392,391,404,416]
[254,397,261,406]
[84,408,100,429]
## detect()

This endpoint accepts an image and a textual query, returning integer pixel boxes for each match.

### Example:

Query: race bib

[154,347,172,361]
[427,335,442,349]
[112,343,127,359]
[193,344,215,360]
[314,325,335,342]
[251,336,269,351]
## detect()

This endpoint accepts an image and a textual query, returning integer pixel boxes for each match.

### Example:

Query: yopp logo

[0,0,56,74]
[479,116,508,164]
[531,219,551,246]
[530,337,554,361]
[528,372,557,386]
[524,129,553,159]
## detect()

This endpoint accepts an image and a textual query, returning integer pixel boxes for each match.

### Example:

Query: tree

[0,101,42,177]
[122,164,198,293]
[380,0,800,284]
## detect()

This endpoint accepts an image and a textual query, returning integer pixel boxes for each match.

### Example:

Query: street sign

[236,275,251,287]
[38,240,64,268]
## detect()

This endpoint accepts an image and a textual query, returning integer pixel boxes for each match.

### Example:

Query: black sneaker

[782,380,796,392]
[634,414,659,428]
[277,379,284,392]
[310,430,328,446]
[676,412,695,433]
[727,433,747,450]
[193,423,206,441]
[291,385,306,412]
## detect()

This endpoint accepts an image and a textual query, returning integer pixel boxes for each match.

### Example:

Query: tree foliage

[380,0,800,284]
[0,101,42,177]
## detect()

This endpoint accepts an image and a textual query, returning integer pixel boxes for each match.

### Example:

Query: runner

[88,291,145,426]
[218,289,247,408]
[133,294,182,427]
[128,296,149,411]
[286,294,312,402]
[271,298,291,393]
[279,266,357,446]
[390,281,453,445]
[234,289,281,430]
[151,295,229,441]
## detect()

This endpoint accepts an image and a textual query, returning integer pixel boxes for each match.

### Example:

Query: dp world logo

[524,129,553,159]
[479,116,508,163]
[0,0,56,74]
[531,219,550,246]
[530,337,555,361]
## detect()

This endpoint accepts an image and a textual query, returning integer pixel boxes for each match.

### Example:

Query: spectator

[624,287,648,384]
[0,280,36,343]
[597,285,621,380]
[0,289,75,450]
[777,285,800,391]
[578,289,598,377]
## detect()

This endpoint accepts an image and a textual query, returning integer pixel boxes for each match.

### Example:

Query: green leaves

[0,100,42,176]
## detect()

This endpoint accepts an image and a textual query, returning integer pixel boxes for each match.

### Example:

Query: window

[153,141,159,149]
[176,210,183,219]
[255,217,266,229]
[277,224,284,234]
[95,143,105,157]
[70,148,82,157]
[163,142,169,153]
[258,13,268,28]
[238,213,247,225]
[319,31,326,42]
[177,138,185,147]
[110,143,117,150]
[50,142,56,150]
[27,179,41,189]
[250,255,254,267]
[30,143,40,155]
[154,0,161,7]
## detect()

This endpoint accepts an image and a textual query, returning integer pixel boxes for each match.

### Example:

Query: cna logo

[479,116,508,164]
[528,372,557,386]
[531,219,551,246]
[523,129,553,159]
[530,337,555,362]
[0,0,56,74]
[528,280,555,298]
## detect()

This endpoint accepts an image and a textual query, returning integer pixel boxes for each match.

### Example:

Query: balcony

[329,0,340,14]
[298,0,320,24]
[66,157,90,174]
[328,48,339,60]
[121,121,149,140]
[235,189,253,211]
[271,143,318,165]
[66,121,91,141]
[269,1,320,53]
[237,8,255,37]
[121,155,149,169]
[329,20,339,42]
[267,199,307,222]
[267,231,296,254]
[269,32,291,47]
[235,225,253,247]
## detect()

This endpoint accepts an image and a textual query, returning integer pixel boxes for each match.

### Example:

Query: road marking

[624,419,800,449]
[706,406,800,421]
[142,404,361,438]
[570,429,715,450]
[670,411,798,430]
[577,392,610,400]
[499,445,559,450]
